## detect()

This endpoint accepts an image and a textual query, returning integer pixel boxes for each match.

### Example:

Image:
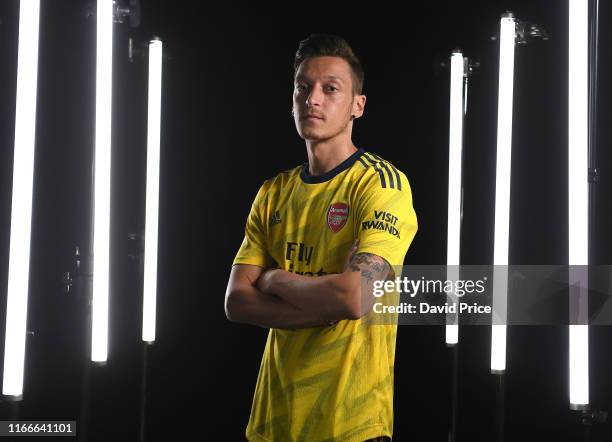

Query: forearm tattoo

[349,252,393,283]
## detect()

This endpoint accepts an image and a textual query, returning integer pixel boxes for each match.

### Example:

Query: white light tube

[446,51,464,345]
[568,0,589,410]
[491,13,516,373]
[142,38,163,343]
[2,0,41,399]
[92,0,114,363]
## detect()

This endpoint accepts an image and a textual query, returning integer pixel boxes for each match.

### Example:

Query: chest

[263,181,358,269]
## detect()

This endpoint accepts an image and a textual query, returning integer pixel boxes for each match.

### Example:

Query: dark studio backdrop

[0,0,611,440]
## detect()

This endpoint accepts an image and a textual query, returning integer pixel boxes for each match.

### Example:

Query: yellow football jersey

[232,147,418,442]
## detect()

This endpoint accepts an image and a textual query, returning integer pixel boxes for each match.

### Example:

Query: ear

[351,94,366,119]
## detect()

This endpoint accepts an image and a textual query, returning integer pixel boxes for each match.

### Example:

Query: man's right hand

[224,264,332,329]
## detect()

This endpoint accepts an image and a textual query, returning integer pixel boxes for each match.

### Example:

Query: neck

[305,134,357,176]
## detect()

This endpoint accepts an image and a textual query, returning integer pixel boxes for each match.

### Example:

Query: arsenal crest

[327,202,349,233]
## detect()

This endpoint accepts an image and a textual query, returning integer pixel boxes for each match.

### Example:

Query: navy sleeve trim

[370,152,402,190]
[363,154,386,188]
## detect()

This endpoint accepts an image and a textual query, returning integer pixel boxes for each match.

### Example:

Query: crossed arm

[224,241,395,329]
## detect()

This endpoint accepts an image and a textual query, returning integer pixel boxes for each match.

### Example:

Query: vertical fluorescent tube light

[92,0,114,363]
[491,13,516,373]
[2,0,41,399]
[142,38,163,343]
[446,51,464,345]
[568,0,589,409]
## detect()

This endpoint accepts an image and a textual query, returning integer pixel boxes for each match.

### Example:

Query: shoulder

[262,164,302,190]
[353,150,411,193]
[253,164,302,204]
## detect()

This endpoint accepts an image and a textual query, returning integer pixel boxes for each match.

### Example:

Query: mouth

[301,115,324,121]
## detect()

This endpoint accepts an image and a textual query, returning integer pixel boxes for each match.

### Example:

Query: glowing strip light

[142,38,163,343]
[491,14,516,373]
[568,0,589,409]
[2,0,41,399]
[91,0,114,363]
[446,51,465,346]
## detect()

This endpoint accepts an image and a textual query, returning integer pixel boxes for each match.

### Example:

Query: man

[225,34,418,442]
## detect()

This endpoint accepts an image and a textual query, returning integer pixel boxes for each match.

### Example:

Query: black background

[0,0,611,440]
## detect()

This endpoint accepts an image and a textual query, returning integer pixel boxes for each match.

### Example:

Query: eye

[325,84,339,92]
[295,84,308,92]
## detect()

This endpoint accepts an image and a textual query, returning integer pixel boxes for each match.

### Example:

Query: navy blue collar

[300,148,364,184]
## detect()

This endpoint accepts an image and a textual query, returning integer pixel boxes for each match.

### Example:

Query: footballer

[225,34,418,442]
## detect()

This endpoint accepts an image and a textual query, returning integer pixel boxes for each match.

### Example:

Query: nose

[305,84,323,107]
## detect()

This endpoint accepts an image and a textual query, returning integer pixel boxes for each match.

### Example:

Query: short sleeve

[232,181,273,268]
[354,172,418,266]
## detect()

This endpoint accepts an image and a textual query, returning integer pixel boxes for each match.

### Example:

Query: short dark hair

[293,34,364,95]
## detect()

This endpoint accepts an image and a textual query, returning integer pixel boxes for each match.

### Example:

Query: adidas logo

[269,210,282,227]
